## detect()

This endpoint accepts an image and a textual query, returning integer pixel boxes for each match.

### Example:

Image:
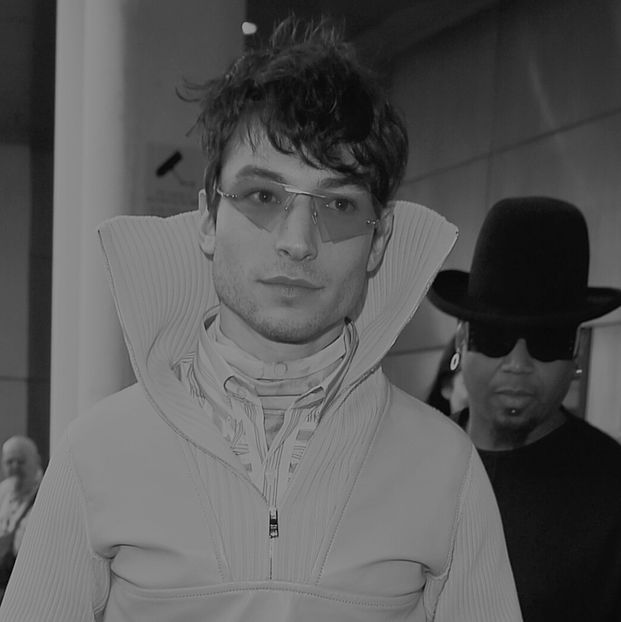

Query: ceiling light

[241,21,257,36]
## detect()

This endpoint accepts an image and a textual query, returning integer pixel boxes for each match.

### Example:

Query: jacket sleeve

[0,433,110,621]
[427,447,523,621]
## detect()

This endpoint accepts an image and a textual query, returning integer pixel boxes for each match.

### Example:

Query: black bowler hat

[428,197,621,327]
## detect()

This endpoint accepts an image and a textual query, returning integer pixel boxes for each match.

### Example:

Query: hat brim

[428,270,621,327]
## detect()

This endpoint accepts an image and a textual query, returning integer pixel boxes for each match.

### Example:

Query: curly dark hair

[180,16,408,215]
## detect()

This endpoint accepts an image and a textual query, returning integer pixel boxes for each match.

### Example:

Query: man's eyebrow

[234,166,287,184]
[234,166,368,193]
[317,175,368,193]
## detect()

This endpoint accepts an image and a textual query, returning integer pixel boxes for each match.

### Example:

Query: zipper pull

[269,507,279,539]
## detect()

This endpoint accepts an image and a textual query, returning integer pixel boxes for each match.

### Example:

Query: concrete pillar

[51,0,244,449]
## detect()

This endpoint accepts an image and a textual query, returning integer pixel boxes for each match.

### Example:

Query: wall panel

[493,0,621,148]
[0,144,30,380]
[391,9,497,179]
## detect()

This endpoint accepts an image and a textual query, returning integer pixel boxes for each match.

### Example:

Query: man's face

[461,332,575,445]
[199,136,392,362]
[2,443,37,486]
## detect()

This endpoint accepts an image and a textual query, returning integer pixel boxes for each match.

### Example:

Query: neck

[218,309,345,363]
[466,407,567,451]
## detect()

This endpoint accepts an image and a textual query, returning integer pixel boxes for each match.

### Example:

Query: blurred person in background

[429,196,621,622]
[0,436,42,600]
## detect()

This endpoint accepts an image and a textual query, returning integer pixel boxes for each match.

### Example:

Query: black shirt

[458,409,621,622]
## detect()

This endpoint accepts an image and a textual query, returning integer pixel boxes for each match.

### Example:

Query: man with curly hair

[0,18,521,621]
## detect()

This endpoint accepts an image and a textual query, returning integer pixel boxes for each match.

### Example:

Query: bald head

[2,436,41,492]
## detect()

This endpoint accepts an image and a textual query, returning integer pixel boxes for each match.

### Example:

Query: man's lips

[261,276,321,289]
[495,387,533,396]
[494,388,534,410]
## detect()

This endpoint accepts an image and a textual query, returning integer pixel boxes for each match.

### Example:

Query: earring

[574,366,583,379]
[450,351,461,371]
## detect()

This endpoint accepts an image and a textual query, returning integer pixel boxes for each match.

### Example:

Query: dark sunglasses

[467,321,578,362]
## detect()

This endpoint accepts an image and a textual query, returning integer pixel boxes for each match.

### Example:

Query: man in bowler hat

[429,196,621,622]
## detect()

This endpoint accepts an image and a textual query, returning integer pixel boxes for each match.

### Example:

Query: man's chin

[491,407,544,441]
[255,323,325,345]
[496,408,533,427]
[251,312,342,346]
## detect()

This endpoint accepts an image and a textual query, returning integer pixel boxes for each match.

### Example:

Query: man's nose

[274,195,319,261]
[501,338,535,372]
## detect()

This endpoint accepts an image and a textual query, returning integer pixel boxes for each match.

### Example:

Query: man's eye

[245,189,280,205]
[325,197,356,213]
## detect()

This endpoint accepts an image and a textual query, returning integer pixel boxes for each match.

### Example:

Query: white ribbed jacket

[0,202,522,621]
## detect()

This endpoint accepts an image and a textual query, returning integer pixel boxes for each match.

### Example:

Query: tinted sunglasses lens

[315,207,374,242]
[468,323,576,361]
[468,323,516,357]
[526,327,576,362]
[314,196,378,242]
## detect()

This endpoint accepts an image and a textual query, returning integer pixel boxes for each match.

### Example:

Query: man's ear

[367,206,394,272]
[198,189,216,256]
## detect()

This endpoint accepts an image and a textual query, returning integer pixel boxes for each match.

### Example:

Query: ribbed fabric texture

[176,369,389,585]
[350,201,457,380]
[183,440,268,582]
[102,213,216,368]
[283,371,390,583]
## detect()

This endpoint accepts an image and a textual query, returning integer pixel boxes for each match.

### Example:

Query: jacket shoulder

[65,384,165,459]
[387,383,471,444]
[377,382,475,475]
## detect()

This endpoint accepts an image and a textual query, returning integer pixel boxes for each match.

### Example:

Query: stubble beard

[212,262,364,349]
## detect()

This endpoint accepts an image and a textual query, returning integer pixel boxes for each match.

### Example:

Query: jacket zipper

[268,506,279,579]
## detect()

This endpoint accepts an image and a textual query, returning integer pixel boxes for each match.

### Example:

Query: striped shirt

[176,313,355,509]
